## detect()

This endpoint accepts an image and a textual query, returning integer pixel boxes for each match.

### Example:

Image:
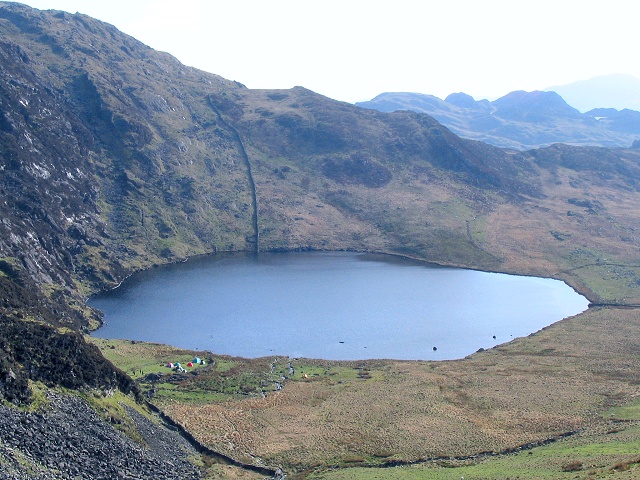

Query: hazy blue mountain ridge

[356,89,640,150]
[546,74,640,112]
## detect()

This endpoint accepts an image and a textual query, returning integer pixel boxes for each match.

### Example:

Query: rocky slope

[4,2,640,478]
[356,90,640,149]
[0,391,201,479]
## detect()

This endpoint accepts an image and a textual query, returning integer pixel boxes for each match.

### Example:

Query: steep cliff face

[0,3,257,329]
[0,2,256,409]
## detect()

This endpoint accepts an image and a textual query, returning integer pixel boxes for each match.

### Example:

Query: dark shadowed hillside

[4,2,640,478]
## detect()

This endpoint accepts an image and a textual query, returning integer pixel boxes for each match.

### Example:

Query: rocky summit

[4,2,640,478]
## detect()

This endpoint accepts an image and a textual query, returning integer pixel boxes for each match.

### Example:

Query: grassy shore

[88,304,640,478]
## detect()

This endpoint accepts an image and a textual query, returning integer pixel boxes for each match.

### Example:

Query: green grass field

[310,426,640,479]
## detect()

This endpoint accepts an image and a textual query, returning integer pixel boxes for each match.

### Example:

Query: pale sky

[14,0,640,103]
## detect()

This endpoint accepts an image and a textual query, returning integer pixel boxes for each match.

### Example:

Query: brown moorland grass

[146,307,640,473]
[480,166,640,304]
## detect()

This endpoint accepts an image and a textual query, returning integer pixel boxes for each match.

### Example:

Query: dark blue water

[89,251,589,360]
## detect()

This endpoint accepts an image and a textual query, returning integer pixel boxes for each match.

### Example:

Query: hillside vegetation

[2,2,640,478]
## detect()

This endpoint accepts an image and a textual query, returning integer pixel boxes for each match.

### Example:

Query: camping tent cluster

[166,358,205,373]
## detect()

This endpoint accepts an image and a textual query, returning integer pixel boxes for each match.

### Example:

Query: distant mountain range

[356,89,640,150]
[545,74,640,112]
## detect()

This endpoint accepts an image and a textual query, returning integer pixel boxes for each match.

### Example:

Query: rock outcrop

[0,391,201,479]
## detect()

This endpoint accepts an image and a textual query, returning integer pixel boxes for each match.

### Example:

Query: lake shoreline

[89,249,589,362]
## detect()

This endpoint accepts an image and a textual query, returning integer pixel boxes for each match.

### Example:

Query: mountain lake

[89,251,589,360]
